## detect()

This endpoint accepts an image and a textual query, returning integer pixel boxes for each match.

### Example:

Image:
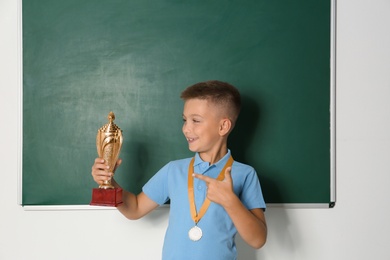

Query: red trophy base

[90,187,123,207]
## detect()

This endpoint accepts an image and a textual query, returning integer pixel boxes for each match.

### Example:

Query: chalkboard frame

[18,0,337,210]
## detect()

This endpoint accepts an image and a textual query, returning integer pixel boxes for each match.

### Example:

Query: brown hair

[180,80,241,126]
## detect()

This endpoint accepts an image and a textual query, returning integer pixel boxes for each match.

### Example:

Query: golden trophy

[90,112,124,207]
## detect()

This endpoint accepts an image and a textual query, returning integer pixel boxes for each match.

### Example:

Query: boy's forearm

[111,178,159,220]
[110,178,140,220]
[223,195,267,249]
[117,190,141,220]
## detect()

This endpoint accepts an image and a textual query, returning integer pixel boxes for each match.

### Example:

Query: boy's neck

[198,144,228,165]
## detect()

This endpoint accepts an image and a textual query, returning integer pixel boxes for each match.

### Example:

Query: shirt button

[198,185,202,190]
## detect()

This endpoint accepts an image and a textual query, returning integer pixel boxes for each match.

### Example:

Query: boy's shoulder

[232,160,256,171]
[230,158,259,179]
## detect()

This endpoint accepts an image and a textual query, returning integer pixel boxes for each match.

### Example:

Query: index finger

[93,158,109,171]
[193,173,214,183]
[94,158,105,164]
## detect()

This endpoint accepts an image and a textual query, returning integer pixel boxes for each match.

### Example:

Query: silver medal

[188,226,203,241]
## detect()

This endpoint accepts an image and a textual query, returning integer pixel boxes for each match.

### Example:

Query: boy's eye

[182,116,201,124]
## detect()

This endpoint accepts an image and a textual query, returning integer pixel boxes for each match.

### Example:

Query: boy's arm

[92,158,159,220]
[111,178,159,220]
[193,167,267,249]
[222,195,267,249]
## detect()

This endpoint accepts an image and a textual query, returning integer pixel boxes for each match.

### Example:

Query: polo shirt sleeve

[142,162,171,205]
[239,167,266,210]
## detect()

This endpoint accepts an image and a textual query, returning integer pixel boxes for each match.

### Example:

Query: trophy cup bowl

[90,112,124,207]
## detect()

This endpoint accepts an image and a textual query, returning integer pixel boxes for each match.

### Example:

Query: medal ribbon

[188,155,234,224]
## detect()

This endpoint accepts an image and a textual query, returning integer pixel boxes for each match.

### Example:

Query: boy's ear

[219,118,232,136]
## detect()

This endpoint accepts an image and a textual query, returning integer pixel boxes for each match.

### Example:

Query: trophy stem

[99,180,115,189]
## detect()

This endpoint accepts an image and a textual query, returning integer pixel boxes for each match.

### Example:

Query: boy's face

[182,98,224,154]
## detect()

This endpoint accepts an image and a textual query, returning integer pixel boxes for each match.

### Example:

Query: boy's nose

[182,123,191,134]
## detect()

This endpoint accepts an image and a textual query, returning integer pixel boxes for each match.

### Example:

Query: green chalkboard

[22,0,334,206]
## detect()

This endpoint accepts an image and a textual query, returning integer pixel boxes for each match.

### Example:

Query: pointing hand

[193,167,235,206]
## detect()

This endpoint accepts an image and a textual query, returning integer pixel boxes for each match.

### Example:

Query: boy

[92,80,267,259]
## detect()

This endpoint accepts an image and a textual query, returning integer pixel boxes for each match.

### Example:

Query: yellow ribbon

[188,156,234,224]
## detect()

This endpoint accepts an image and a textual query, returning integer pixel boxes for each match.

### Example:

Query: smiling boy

[92,80,267,259]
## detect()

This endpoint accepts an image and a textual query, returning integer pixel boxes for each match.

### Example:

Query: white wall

[1,0,390,259]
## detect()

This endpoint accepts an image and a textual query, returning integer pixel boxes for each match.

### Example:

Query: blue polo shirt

[142,150,266,260]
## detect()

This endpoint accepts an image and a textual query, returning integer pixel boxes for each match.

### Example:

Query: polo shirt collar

[193,150,232,173]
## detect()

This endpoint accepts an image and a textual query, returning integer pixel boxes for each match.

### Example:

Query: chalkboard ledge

[21,203,335,211]
[266,203,336,209]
